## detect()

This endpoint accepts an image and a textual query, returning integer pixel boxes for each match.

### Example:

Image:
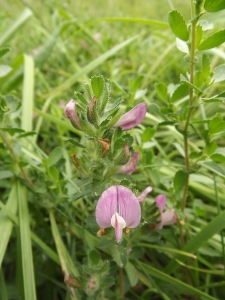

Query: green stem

[181,14,197,212]
[119,268,124,298]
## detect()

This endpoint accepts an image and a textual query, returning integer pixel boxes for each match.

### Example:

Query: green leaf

[174,170,188,193]
[0,47,10,58]
[67,138,86,148]
[91,75,105,99]
[0,65,12,77]
[17,182,37,300]
[158,121,176,126]
[0,127,25,135]
[125,262,138,287]
[0,184,18,267]
[154,82,168,102]
[88,249,103,270]
[209,114,225,134]
[204,0,225,12]
[176,38,189,53]
[21,54,34,132]
[212,64,225,83]
[171,83,189,102]
[195,25,203,48]
[198,30,225,50]
[168,10,189,41]
[142,127,155,142]
[201,161,225,177]
[211,150,225,162]
[49,166,59,181]
[202,54,211,80]
[110,244,127,267]
[205,141,217,155]
[48,147,64,167]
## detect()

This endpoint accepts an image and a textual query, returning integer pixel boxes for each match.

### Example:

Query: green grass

[1,0,225,299]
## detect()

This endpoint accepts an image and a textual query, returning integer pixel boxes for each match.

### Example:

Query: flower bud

[114,102,147,130]
[64,99,80,129]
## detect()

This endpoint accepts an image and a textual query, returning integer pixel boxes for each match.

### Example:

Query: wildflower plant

[1,1,225,300]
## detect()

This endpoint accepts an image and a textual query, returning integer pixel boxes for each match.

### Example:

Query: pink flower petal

[95,185,141,229]
[138,186,153,203]
[114,102,147,130]
[64,99,80,128]
[119,152,140,175]
[155,194,166,213]
[161,209,177,226]
[95,186,117,228]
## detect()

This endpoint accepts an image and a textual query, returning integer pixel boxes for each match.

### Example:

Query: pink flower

[114,102,147,130]
[138,186,153,203]
[119,152,140,175]
[95,185,152,243]
[64,99,80,128]
[155,194,177,229]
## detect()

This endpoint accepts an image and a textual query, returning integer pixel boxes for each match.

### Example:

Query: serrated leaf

[168,10,189,41]
[154,82,168,102]
[0,65,12,77]
[0,47,10,58]
[204,0,225,12]
[125,262,138,287]
[209,114,225,134]
[174,170,188,193]
[67,138,86,148]
[198,30,225,50]
[48,147,63,167]
[212,64,225,83]
[91,75,105,98]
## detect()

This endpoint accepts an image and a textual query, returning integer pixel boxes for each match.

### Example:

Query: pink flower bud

[114,102,147,130]
[155,194,177,229]
[64,99,80,128]
[119,152,140,175]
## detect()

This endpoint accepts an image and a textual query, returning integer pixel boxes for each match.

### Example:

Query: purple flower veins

[95,185,152,243]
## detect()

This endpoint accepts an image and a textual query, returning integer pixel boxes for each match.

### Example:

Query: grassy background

[1,0,225,299]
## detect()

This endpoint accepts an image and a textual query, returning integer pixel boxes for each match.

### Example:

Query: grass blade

[165,210,225,274]
[138,261,218,300]
[21,54,34,132]
[0,8,32,47]
[17,181,37,300]
[45,35,139,97]
[0,183,18,267]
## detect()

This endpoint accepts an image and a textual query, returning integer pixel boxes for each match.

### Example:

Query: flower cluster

[95,185,177,243]
[64,75,147,181]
